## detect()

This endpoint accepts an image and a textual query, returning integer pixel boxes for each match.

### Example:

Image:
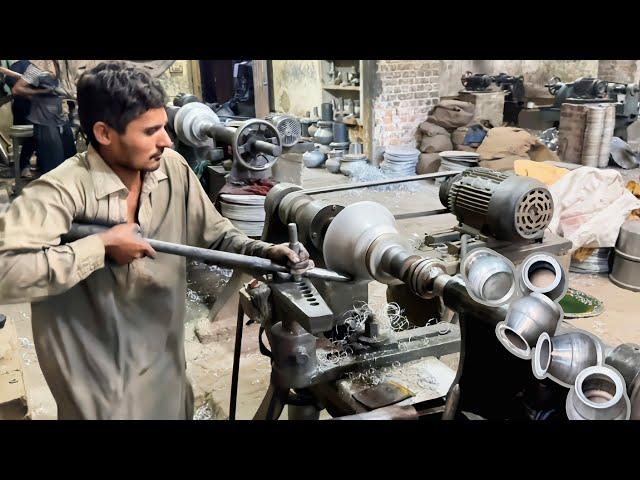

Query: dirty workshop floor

[2,165,640,420]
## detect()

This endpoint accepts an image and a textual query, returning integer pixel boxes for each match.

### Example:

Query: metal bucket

[610,220,640,292]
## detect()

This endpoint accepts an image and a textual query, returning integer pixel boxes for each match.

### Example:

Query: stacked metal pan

[570,248,612,274]
[381,146,420,177]
[438,150,480,173]
[219,194,266,237]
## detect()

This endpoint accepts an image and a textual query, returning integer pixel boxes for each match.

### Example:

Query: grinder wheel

[233,119,283,172]
[174,102,220,147]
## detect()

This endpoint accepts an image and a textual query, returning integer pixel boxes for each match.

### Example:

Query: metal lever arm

[63,223,351,283]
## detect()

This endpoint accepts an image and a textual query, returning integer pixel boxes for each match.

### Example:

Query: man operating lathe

[0,62,312,420]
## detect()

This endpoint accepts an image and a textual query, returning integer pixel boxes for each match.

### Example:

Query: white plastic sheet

[548,167,640,251]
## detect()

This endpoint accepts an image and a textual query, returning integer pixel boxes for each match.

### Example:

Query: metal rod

[301,171,458,195]
[332,405,419,420]
[288,223,302,282]
[254,139,281,157]
[206,124,234,144]
[229,302,245,421]
[393,208,450,220]
[63,223,351,283]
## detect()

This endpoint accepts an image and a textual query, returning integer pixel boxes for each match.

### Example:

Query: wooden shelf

[322,84,360,91]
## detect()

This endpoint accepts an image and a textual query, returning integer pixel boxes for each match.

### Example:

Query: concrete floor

[2,165,640,419]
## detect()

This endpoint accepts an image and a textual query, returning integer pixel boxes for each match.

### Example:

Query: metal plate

[270,279,334,334]
[352,381,413,410]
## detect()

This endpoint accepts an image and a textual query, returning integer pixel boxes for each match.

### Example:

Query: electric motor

[439,167,553,241]
[265,114,302,148]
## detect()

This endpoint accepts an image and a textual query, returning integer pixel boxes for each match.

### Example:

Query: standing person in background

[0,60,36,177]
[10,60,76,174]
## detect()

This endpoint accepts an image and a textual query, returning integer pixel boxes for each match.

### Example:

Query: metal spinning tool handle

[63,223,351,283]
[288,223,302,281]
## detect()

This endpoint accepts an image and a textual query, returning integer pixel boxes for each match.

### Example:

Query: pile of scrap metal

[519,76,640,139]
[460,71,526,124]
[225,167,639,420]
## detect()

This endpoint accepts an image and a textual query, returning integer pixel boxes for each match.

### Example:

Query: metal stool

[9,125,34,195]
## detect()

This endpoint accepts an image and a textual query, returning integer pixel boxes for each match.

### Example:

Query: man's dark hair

[77,62,167,149]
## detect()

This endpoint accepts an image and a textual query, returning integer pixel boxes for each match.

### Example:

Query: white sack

[548,167,640,251]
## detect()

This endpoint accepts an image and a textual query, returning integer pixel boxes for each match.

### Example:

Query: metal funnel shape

[519,253,568,301]
[461,248,517,307]
[495,292,563,359]
[533,331,603,388]
[566,365,631,420]
[323,201,399,279]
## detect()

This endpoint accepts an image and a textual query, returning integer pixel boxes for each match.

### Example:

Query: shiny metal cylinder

[519,253,568,301]
[565,365,631,420]
[533,331,602,388]
[461,248,517,307]
[609,220,640,292]
[496,292,563,359]
[441,277,509,326]
[605,343,640,394]
[323,201,399,280]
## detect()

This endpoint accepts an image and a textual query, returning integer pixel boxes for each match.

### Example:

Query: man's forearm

[12,84,51,98]
[0,235,106,304]
[0,66,22,79]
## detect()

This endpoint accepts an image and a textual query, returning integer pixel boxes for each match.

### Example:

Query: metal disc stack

[340,153,368,176]
[381,146,420,177]
[570,248,612,274]
[219,194,266,237]
[438,151,480,173]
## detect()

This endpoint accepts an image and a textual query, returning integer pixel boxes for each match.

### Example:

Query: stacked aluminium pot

[473,247,634,420]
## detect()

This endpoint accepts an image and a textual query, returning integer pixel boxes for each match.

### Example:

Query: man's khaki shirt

[0,146,271,419]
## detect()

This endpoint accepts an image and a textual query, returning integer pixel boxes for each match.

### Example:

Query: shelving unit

[321,85,361,92]
[319,60,366,149]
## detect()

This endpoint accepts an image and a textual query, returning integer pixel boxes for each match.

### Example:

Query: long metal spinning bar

[393,208,450,220]
[64,223,351,283]
[301,171,459,195]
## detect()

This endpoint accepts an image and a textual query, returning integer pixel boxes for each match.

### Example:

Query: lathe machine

[225,167,639,421]
[518,76,640,140]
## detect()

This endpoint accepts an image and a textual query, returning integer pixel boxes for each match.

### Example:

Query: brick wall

[598,60,640,84]
[371,61,440,161]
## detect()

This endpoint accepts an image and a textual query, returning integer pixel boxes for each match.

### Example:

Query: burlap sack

[452,127,468,147]
[416,153,441,174]
[476,127,538,160]
[427,100,475,130]
[419,134,452,153]
[479,155,525,172]
[418,121,450,137]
